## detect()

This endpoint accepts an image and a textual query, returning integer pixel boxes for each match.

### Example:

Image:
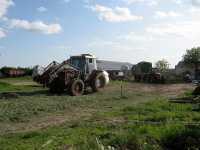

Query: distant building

[97,60,133,80]
[4,69,25,77]
[175,61,200,79]
[175,61,194,75]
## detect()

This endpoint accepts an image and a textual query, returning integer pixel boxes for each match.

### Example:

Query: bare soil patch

[125,83,195,97]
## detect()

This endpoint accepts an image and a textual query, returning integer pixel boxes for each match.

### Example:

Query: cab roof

[70,54,96,59]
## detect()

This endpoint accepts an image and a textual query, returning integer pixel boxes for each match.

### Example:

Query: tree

[23,67,33,76]
[155,59,170,72]
[183,47,200,80]
[0,67,14,75]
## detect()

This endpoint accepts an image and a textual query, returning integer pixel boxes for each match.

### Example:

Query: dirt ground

[125,83,195,97]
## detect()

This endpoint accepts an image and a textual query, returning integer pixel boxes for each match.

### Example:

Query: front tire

[70,79,85,96]
[91,73,106,92]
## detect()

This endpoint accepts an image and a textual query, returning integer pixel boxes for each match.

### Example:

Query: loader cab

[70,54,97,76]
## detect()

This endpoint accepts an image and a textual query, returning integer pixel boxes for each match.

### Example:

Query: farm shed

[97,60,133,80]
[175,61,200,80]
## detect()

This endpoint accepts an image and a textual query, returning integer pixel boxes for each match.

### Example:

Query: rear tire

[70,79,85,96]
[91,73,106,92]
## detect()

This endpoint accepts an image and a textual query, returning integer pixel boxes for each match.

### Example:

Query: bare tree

[155,59,170,72]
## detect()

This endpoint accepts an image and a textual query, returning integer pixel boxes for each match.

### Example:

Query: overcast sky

[0,0,200,68]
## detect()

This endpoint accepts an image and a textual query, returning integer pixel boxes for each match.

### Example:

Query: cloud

[123,0,145,4]
[0,28,6,38]
[154,11,182,19]
[64,0,71,3]
[191,0,200,6]
[122,0,158,6]
[119,19,200,42]
[119,32,154,42]
[0,0,14,18]
[145,21,200,38]
[87,38,145,55]
[37,7,47,12]
[10,19,62,35]
[123,0,184,6]
[172,0,182,5]
[148,0,158,6]
[91,4,143,22]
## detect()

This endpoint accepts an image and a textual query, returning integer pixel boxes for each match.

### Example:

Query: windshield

[70,57,85,70]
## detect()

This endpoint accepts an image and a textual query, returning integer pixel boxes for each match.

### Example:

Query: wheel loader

[33,54,109,96]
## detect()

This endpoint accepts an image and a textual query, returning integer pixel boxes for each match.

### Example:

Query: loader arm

[49,61,80,84]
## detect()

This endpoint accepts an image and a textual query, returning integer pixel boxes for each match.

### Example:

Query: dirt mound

[0,92,19,99]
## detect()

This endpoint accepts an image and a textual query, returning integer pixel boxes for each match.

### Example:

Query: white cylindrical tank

[102,70,110,85]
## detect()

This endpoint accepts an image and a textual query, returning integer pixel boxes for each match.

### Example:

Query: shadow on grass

[15,90,50,96]
[0,90,50,99]
[14,88,95,97]
[0,84,96,99]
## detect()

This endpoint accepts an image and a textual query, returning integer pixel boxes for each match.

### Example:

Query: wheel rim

[72,81,84,95]
[96,79,101,88]
[75,83,82,93]
[96,76,105,88]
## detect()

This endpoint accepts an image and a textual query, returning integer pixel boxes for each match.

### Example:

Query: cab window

[71,57,84,69]
[89,58,93,63]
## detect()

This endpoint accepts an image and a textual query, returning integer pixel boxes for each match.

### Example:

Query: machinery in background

[33,54,109,96]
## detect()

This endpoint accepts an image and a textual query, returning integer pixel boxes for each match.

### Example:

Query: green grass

[0,76,43,92]
[0,77,199,150]
[0,81,13,91]
[0,76,32,83]
[1,100,200,150]
[107,100,200,123]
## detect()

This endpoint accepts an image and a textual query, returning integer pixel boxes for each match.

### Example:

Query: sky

[0,0,200,68]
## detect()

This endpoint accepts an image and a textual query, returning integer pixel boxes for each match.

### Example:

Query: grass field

[0,77,199,150]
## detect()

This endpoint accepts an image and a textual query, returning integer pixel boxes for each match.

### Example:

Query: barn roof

[97,60,133,71]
